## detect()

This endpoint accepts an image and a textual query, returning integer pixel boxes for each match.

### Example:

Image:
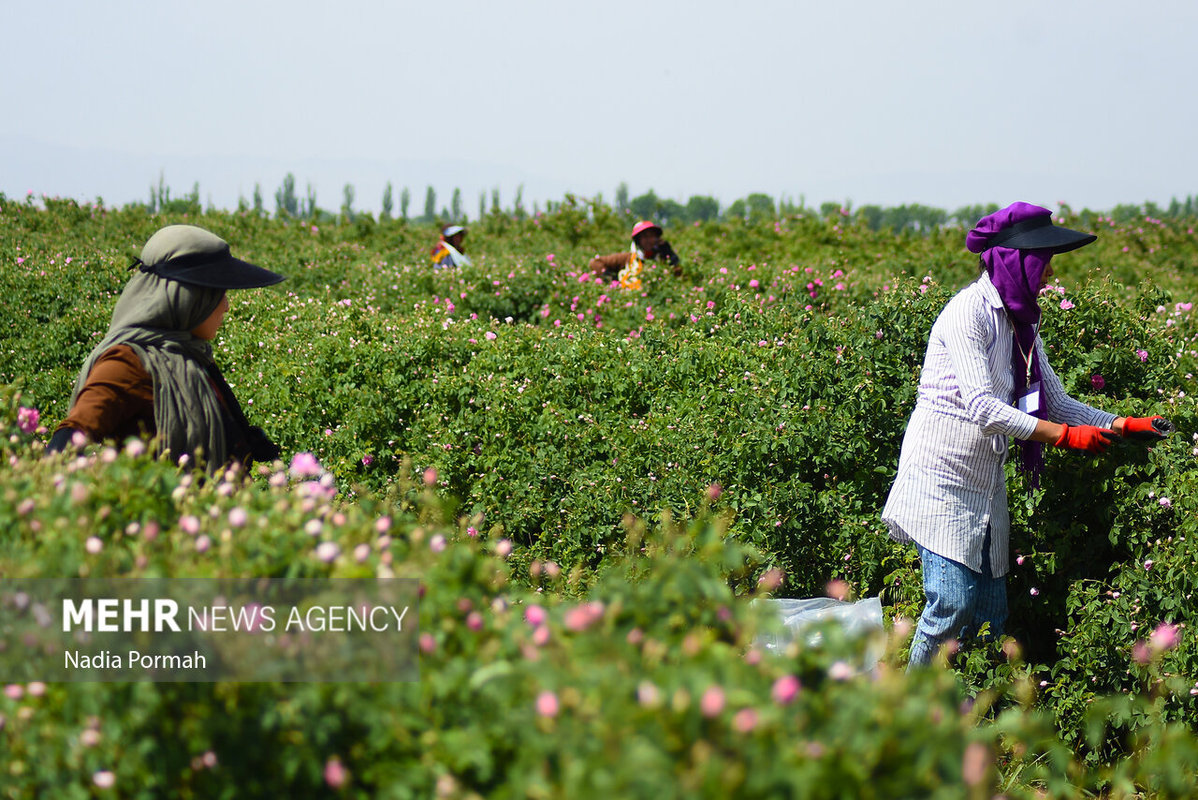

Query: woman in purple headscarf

[881,202,1168,668]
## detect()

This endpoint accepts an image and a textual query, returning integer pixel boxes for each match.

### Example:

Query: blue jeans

[908,527,1007,668]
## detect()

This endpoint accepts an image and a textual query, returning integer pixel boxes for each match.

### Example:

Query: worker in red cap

[588,220,680,290]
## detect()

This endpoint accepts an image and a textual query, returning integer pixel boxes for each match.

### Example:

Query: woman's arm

[937,294,1039,440]
[588,252,631,276]
[1037,342,1120,430]
[54,345,154,443]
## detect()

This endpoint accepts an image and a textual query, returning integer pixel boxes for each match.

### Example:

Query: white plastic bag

[753,596,884,667]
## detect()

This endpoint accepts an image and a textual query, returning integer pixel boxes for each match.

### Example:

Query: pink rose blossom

[637,681,660,707]
[772,675,800,705]
[324,757,347,789]
[535,690,560,717]
[315,542,339,563]
[1091,374,1105,390]
[825,579,849,601]
[828,661,853,681]
[757,568,784,592]
[700,685,725,717]
[563,601,604,632]
[732,708,758,733]
[16,406,39,434]
[289,452,322,479]
[1150,622,1181,652]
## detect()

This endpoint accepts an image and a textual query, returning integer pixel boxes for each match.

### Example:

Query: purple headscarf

[967,202,1054,485]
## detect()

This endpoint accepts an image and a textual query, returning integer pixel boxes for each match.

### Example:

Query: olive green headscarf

[70,270,230,469]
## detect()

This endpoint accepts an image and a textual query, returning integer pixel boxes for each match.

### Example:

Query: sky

[3,0,1196,216]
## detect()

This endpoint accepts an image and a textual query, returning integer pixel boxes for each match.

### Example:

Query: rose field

[5,193,1198,797]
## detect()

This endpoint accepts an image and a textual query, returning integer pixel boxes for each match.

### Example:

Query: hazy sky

[3,0,1196,215]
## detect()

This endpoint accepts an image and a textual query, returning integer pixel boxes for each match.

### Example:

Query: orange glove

[1054,424,1119,454]
[1122,416,1170,442]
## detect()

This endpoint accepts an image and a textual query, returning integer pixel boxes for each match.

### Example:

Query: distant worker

[431,225,471,268]
[588,220,680,290]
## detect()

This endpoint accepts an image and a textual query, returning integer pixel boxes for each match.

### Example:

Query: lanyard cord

[1010,317,1039,386]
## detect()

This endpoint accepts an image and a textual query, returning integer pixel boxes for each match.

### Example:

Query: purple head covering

[967,203,1054,486]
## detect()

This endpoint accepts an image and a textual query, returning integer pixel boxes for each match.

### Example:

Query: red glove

[1122,416,1169,442]
[1054,424,1119,454]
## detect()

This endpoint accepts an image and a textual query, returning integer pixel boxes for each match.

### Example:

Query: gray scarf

[71,270,230,470]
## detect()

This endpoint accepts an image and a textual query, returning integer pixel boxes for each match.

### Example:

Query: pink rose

[535,690,559,717]
[732,708,758,733]
[772,675,800,705]
[700,685,725,717]
[16,406,39,434]
[524,605,547,627]
[1150,622,1181,652]
[324,757,347,789]
[289,452,322,479]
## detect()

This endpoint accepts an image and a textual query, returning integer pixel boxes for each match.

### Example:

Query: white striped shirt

[881,273,1116,577]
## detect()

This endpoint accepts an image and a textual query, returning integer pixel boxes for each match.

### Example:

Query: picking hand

[1054,424,1119,454]
[1121,416,1171,442]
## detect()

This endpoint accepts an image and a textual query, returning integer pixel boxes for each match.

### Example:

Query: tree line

[138,172,1198,233]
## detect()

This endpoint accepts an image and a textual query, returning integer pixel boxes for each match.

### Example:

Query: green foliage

[4,199,1198,795]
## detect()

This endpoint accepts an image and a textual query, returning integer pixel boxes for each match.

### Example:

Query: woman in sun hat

[588,220,681,290]
[881,201,1169,668]
[48,224,286,471]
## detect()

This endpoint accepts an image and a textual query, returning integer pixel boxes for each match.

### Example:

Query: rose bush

[4,196,1198,795]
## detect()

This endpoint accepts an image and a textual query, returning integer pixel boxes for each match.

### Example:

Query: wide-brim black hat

[982,215,1096,254]
[136,225,285,289]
